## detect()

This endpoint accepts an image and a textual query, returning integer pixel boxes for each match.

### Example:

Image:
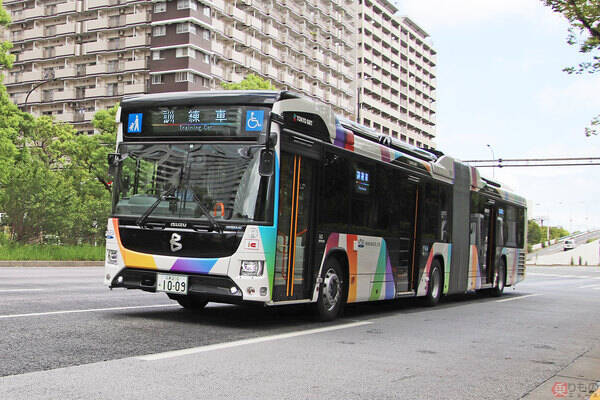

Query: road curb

[0,261,104,267]
[523,346,600,399]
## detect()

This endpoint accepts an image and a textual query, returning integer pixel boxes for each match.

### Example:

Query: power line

[462,157,600,168]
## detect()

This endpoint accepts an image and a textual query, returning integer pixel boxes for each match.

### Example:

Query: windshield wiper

[192,192,224,235]
[136,187,177,228]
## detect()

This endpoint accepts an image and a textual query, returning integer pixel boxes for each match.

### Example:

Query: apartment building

[4,0,355,134]
[356,0,437,148]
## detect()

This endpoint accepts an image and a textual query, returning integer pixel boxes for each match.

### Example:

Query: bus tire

[491,259,506,297]
[424,260,442,307]
[168,294,209,310]
[314,257,346,321]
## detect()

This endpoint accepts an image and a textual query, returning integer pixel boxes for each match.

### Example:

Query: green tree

[528,219,543,245]
[542,0,600,135]
[57,104,118,192]
[0,0,14,71]
[221,73,277,90]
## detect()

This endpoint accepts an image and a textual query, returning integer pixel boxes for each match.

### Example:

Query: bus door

[399,177,418,293]
[478,202,498,285]
[273,151,317,301]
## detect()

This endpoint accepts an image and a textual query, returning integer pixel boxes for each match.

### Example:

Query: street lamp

[486,144,495,178]
[23,69,56,112]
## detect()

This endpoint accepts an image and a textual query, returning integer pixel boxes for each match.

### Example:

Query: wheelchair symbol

[245,110,264,132]
[247,113,260,129]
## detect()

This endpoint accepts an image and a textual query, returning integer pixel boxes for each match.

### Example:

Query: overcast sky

[398,0,600,232]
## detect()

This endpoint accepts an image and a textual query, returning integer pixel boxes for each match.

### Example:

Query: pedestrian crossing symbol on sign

[128,113,143,133]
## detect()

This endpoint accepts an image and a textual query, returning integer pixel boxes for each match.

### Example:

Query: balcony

[124,36,147,48]
[11,7,42,22]
[123,83,145,95]
[123,59,146,70]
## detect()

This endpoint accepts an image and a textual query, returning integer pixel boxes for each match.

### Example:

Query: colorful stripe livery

[416,243,452,297]
[317,233,396,303]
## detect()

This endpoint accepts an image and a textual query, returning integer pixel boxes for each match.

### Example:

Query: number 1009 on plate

[156,273,188,295]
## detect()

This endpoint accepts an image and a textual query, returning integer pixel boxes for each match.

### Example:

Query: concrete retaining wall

[528,240,600,266]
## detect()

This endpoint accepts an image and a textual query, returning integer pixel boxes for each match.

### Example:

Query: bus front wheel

[314,258,346,321]
[424,260,442,307]
[168,294,209,310]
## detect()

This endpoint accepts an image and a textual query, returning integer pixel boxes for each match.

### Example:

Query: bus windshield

[113,142,272,225]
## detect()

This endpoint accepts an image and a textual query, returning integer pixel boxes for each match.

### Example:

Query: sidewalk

[523,345,600,399]
[0,261,103,267]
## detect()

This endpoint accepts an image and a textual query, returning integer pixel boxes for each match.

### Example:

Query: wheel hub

[323,268,341,312]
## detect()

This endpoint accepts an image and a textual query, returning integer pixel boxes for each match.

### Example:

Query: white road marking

[496,294,542,303]
[528,273,600,279]
[0,304,178,319]
[0,288,44,293]
[137,321,373,361]
[578,284,600,289]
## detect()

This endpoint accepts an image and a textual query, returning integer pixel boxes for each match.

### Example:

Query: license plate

[156,273,188,295]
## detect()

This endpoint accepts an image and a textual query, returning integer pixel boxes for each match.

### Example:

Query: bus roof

[120,90,302,109]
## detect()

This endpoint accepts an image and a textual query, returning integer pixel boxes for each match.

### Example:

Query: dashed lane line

[496,294,543,303]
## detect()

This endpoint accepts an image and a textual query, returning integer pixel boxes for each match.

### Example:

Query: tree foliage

[0,0,116,245]
[0,91,116,243]
[542,0,600,135]
[221,73,277,90]
[528,219,570,245]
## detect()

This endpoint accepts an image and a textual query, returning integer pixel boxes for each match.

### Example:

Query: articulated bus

[104,90,527,320]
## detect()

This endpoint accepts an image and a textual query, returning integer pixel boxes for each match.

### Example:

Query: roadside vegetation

[528,219,570,248]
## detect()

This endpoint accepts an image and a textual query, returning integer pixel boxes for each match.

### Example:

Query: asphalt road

[1,266,599,399]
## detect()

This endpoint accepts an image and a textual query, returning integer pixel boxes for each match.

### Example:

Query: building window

[177,0,196,10]
[153,25,166,36]
[176,23,196,34]
[176,47,196,58]
[152,74,163,84]
[107,83,118,96]
[203,6,210,17]
[200,77,209,87]
[175,71,193,82]
[154,2,166,12]
[203,29,210,41]
[203,53,210,64]
[152,50,162,60]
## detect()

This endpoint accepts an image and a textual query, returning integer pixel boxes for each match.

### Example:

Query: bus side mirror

[259,149,275,177]
[107,153,120,177]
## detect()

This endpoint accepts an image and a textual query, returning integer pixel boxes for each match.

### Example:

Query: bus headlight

[240,260,264,277]
[106,249,119,265]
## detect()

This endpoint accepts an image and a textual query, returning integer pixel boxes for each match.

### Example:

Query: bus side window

[318,152,350,232]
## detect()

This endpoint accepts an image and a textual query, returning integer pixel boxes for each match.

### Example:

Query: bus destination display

[124,106,267,138]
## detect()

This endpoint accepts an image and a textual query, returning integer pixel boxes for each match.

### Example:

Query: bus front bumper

[110,268,245,304]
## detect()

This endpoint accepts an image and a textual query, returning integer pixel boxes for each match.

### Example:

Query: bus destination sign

[123,106,267,138]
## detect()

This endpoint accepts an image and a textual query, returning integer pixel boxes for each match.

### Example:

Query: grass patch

[0,244,105,261]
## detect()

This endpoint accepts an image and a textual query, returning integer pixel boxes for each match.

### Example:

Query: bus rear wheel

[424,260,442,307]
[491,260,506,297]
[314,258,346,321]
[168,294,209,310]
